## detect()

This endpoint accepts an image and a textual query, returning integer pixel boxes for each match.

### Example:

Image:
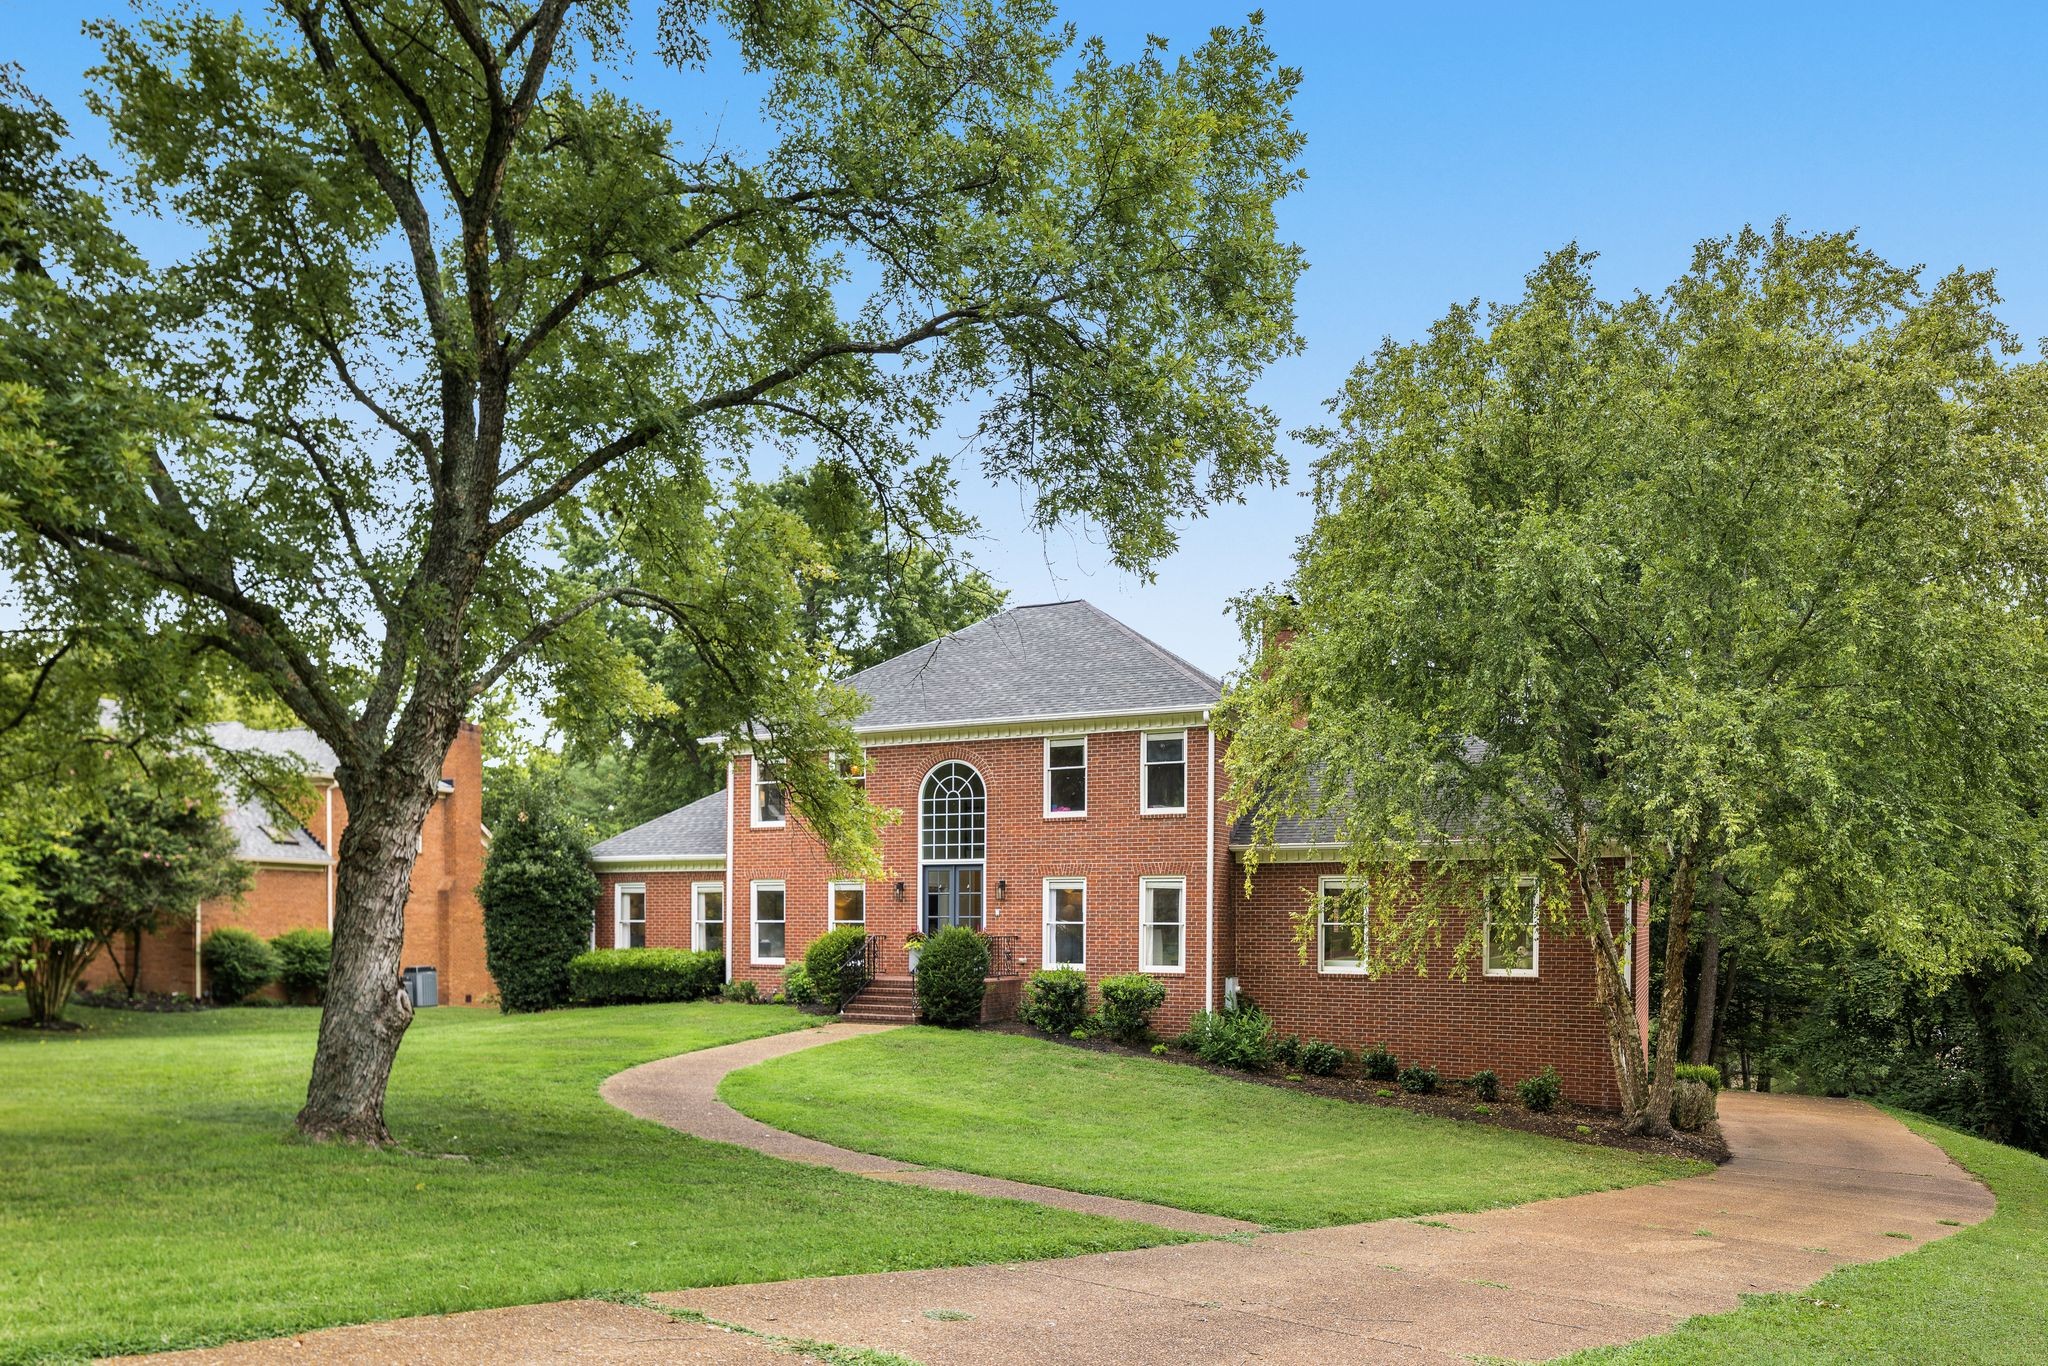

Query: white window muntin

[692,881,724,955]
[751,879,787,965]
[751,762,786,828]
[1139,876,1186,973]
[1484,877,1541,978]
[1317,876,1367,975]
[920,760,987,863]
[830,880,866,929]
[1043,877,1086,968]
[1044,737,1087,818]
[615,882,647,950]
[1140,730,1188,814]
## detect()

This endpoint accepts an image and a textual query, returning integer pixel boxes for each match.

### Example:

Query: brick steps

[840,976,918,1024]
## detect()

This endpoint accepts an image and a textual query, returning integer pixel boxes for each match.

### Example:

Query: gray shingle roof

[590,789,728,861]
[207,720,338,775]
[842,600,1221,730]
[201,722,334,863]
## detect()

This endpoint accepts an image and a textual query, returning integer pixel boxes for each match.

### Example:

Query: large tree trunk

[1633,843,1703,1136]
[1569,840,1651,1126]
[1687,867,1724,1065]
[294,712,461,1143]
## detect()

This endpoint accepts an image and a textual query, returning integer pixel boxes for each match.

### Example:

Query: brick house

[590,601,1650,1106]
[85,721,495,1005]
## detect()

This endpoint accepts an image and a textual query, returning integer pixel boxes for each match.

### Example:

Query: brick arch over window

[920,761,986,862]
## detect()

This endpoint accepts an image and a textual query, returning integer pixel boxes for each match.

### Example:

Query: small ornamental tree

[22,779,248,1025]
[479,779,600,1013]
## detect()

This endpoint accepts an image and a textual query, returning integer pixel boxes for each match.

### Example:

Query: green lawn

[1566,1112,2044,1364]
[719,1027,1704,1230]
[0,1001,1182,1364]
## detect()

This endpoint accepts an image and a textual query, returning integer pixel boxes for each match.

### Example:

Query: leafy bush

[1398,1063,1440,1095]
[914,926,989,1027]
[567,948,724,1005]
[1179,1006,1275,1071]
[201,928,277,1004]
[781,962,817,1006]
[1467,1068,1500,1102]
[1672,1078,1719,1131]
[720,978,759,1003]
[1359,1042,1399,1081]
[1298,1039,1347,1077]
[1517,1065,1563,1113]
[1097,972,1168,1044]
[1675,1062,1723,1092]
[270,928,331,1004]
[802,925,869,1012]
[1273,1033,1304,1069]
[1020,967,1089,1035]
[478,779,601,1012]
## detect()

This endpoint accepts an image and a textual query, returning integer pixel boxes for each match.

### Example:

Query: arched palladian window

[920,761,986,862]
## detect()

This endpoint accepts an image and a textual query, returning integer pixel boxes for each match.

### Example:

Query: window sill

[1044,960,1086,972]
[1139,808,1188,818]
[1319,965,1368,977]
[750,821,787,830]
[1043,810,1088,820]
[1139,965,1185,975]
[1484,969,1538,979]
[752,957,786,967]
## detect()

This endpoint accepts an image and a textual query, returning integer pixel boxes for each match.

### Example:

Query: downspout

[1204,714,1216,1013]
[192,900,203,997]
[724,759,735,986]
[324,784,336,931]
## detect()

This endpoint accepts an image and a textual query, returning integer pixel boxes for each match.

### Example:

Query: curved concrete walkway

[602,1021,1259,1236]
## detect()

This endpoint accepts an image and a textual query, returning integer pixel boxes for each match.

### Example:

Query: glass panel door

[922,865,986,932]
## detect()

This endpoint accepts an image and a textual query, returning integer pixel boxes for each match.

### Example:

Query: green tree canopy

[1223,225,2048,1132]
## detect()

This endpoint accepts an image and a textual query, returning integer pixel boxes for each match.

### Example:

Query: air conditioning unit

[402,966,439,1008]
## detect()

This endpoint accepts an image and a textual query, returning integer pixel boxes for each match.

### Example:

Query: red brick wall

[595,869,722,955]
[723,729,1225,1032]
[1229,858,1641,1107]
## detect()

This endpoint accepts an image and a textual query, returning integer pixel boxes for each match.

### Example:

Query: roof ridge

[1073,600,1224,695]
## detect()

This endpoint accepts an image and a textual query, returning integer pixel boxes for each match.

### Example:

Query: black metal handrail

[838,933,879,1010]
[980,932,1027,980]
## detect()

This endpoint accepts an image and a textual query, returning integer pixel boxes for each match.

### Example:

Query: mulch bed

[983,1021,1728,1165]
[68,988,213,1013]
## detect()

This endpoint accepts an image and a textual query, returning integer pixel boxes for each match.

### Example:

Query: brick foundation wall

[1229,859,1641,1109]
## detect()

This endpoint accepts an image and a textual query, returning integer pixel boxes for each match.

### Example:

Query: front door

[922,864,985,933]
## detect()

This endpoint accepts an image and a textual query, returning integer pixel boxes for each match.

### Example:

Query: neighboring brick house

[85,721,495,1006]
[590,600,1650,1106]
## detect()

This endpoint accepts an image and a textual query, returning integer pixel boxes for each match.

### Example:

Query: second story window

[1045,738,1087,816]
[920,761,986,862]
[1141,731,1187,813]
[752,763,785,827]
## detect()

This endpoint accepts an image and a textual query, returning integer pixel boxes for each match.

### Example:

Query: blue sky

[11,1,2048,678]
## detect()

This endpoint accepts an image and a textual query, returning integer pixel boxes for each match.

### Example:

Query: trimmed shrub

[1398,1063,1440,1095]
[1359,1042,1399,1081]
[720,978,760,1003]
[803,926,869,1012]
[202,928,277,1004]
[1097,972,1168,1044]
[271,928,332,1004]
[478,780,601,1012]
[1298,1039,1347,1077]
[1517,1065,1563,1113]
[1675,1062,1723,1092]
[781,962,818,1007]
[1273,1033,1304,1069]
[1020,967,1089,1036]
[567,948,723,1005]
[1672,1078,1719,1131]
[914,926,989,1027]
[1179,1006,1276,1071]
[1467,1069,1500,1102]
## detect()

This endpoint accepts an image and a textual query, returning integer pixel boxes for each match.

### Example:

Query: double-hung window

[1485,877,1540,978]
[1045,738,1087,817]
[1044,878,1086,968]
[1139,876,1185,972]
[839,754,867,788]
[1317,876,1367,974]
[830,881,866,929]
[616,883,646,949]
[752,881,787,964]
[1141,731,1187,813]
[692,882,724,955]
[752,764,786,827]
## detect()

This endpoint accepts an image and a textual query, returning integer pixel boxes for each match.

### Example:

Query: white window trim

[1316,876,1368,975]
[691,880,724,955]
[751,764,786,829]
[1139,729,1189,815]
[1484,877,1541,979]
[615,882,646,949]
[1043,736,1088,819]
[751,879,787,966]
[1043,877,1087,969]
[1138,875,1187,974]
[829,879,867,930]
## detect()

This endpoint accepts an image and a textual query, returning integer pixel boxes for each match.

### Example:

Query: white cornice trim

[716,706,1215,753]
[591,855,726,872]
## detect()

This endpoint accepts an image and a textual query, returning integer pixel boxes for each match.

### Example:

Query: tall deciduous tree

[1223,226,2048,1133]
[0,3,1304,1140]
